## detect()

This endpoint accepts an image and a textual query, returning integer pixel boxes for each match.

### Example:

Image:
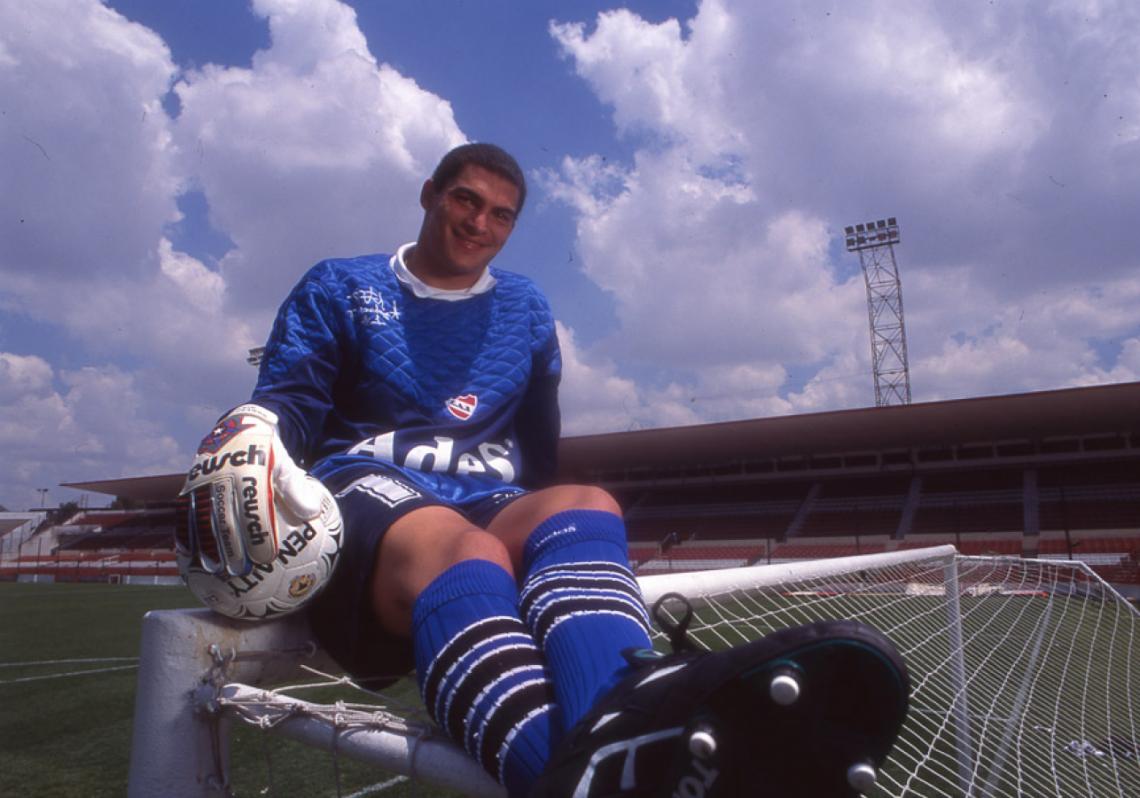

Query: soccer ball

[175,481,343,621]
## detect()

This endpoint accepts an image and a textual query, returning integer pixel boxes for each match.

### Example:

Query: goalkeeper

[188,143,909,797]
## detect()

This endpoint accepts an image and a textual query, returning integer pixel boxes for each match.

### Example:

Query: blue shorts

[306,465,527,689]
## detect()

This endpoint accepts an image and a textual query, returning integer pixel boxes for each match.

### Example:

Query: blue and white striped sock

[413,559,560,797]
[519,509,653,732]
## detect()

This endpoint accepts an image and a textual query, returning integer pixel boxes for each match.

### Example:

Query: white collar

[390,242,497,301]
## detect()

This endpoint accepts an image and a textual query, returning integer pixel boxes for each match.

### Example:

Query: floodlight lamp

[845,226,855,235]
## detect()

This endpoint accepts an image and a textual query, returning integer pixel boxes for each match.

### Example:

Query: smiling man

[407,151,521,289]
[182,143,910,798]
[187,142,655,795]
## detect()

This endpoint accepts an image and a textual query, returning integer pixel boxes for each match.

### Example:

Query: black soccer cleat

[529,615,909,797]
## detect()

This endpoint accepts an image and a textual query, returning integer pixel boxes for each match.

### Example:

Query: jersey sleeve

[250,263,345,464]
[514,294,562,489]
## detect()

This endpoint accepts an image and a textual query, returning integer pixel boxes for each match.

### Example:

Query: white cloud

[911,272,1140,398]
[542,145,866,400]
[4,0,1140,506]
[158,238,225,313]
[173,0,466,321]
[0,0,471,508]
[550,3,742,162]
[557,321,700,434]
[0,1,253,405]
[3,0,465,377]
[547,149,857,364]
[547,0,1140,424]
[0,0,179,289]
[0,357,183,510]
[1106,338,1140,382]
[0,353,53,403]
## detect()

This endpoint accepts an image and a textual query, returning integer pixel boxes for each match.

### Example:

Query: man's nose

[463,207,489,234]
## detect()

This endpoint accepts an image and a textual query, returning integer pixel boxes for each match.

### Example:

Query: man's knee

[388,506,509,560]
[449,525,514,566]
[543,483,622,516]
[483,485,625,568]
[563,483,620,515]
[372,507,513,635]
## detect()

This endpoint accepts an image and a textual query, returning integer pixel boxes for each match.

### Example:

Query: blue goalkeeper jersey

[250,249,562,502]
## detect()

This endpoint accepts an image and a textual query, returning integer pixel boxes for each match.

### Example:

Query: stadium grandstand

[3,381,1137,598]
[0,505,178,585]
[560,380,1140,598]
[0,510,47,563]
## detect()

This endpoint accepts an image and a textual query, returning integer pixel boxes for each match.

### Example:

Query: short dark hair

[430,142,527,214]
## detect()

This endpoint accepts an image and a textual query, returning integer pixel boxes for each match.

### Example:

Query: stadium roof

[63,381,1140,502]
[61,473,184,504]
[0,512,43,535]
[559,380,1140,477]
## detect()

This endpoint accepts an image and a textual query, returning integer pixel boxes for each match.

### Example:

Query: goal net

[128,545,1139,797]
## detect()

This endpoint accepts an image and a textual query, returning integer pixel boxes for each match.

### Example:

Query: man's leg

[487,486,654,732]
[371,505,559,796]
[486,489,910,797]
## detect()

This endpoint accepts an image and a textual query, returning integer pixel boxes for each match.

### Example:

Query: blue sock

[413,559,560,797]
[519,510,653,732]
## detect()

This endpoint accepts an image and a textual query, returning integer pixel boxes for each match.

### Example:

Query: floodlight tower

[844,217,912,406]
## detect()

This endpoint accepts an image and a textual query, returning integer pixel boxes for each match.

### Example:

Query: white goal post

[127,545,1139,797]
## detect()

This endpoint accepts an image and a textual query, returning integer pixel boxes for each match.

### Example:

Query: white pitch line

[340,775,409,797]
[0,664,138,686]
[0,656,138,668]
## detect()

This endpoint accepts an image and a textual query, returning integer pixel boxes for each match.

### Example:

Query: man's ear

[419,179,436,211]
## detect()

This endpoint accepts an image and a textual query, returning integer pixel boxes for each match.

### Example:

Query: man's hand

[181,404,325,575]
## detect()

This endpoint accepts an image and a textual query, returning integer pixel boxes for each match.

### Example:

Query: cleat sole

[530,619,908,798]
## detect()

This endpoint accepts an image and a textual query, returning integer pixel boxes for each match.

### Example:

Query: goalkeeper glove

[180,404,325,575]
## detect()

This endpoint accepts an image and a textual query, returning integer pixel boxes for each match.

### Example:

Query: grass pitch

[0,581,459,798]
[1,582,196,797]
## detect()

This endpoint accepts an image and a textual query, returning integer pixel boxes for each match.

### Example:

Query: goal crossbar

[637,543,958,605]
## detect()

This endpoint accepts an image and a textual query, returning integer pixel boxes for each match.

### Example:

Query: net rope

[220,664,424,736]
[217,552,1138,797]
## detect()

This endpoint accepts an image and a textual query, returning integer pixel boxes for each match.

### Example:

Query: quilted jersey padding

[251,253,561,499]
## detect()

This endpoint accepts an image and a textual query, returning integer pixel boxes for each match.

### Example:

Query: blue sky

[3,0,1140,511]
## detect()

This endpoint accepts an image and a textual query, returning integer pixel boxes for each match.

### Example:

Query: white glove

[181,404,325,574]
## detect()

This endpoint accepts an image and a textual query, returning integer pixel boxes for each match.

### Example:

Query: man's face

[410,164,520,289]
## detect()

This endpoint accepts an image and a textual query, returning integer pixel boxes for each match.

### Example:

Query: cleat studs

[846,762,877,792]
[688,727,717,759]
[769,668,801,706]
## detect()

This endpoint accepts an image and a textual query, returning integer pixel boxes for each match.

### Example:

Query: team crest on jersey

[446,394,478,421]
[197,416,253,455]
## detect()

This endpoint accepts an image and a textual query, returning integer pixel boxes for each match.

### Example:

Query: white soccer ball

[176,483,343,621]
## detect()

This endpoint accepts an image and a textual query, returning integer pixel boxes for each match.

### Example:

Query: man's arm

[250,264,345,465]
[178,263,345,574]
[514,331,562,489]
